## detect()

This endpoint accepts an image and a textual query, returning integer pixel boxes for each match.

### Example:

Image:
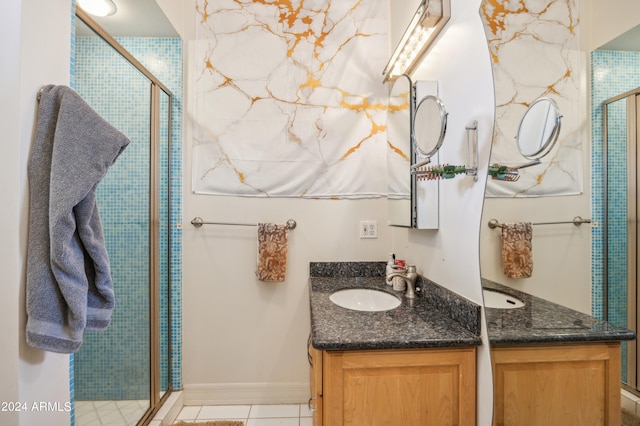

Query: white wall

[0,1,24,424]
[156,0,185,39]
[1,0,73,425]
[181,197,391,402]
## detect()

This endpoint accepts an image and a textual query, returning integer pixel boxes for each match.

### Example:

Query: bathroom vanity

[308,262,482,426]
[308,263,636,425]
[483,280,635,426]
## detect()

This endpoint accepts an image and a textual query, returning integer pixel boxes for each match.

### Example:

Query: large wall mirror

[479,0,588,309]
[480,0,640,410]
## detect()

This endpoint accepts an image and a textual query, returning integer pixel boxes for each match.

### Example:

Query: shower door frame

[603,86,640,395]
[76,9,174,424]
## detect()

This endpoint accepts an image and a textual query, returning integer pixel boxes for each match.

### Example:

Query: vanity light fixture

[382,0,450,82]
[77,0,117,17]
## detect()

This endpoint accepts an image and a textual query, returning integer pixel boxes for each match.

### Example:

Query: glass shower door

[74,8,176,424]
[74,18,153,426]
[603,89,640,393]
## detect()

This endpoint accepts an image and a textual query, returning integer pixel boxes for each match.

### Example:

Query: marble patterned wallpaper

[481,0,584,197]
[191,0,390,198]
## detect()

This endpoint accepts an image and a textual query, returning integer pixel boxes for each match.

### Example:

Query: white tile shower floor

[75,399,149,425]
[174,404,313,426]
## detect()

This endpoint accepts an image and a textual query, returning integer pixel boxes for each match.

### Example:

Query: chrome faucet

[387,265,418,299]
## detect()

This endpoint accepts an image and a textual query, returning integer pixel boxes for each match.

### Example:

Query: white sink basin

[329,289,401,312]
[483,289,525,309]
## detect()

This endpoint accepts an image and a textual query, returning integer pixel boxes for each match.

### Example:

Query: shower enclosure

[603,87,640,395]
[73,10,176,425]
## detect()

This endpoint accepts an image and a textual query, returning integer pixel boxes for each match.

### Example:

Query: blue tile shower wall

[591,50,640,381]
[75,36,151,400]
[73,36,182,400]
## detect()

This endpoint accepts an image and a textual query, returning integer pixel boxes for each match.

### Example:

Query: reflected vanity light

[382,0,451,82]
[78,0,117,17]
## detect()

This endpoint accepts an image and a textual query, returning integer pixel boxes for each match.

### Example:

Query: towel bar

[191,217,297,230]
[488,216,591,229]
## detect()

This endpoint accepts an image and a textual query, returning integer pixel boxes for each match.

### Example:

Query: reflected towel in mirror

[256,223,288,282]
[501,222,533,279]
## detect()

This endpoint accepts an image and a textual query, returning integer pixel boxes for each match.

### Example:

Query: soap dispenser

[385,253,395,286]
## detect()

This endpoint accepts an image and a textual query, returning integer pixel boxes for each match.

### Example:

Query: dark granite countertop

[309,262,482,351]
[483,279,636,346]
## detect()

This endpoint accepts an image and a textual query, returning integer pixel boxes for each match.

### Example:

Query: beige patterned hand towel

[256,223,288,282]
[501,222,533,279]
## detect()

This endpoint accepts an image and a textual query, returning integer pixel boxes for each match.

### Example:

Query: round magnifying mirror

[516,97,562,160]
[413,95,448,160]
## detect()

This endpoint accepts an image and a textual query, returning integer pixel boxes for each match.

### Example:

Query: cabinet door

[492,343,621,426]
[323,347,476,426]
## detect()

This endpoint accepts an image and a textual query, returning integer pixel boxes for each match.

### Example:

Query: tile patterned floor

[75,401,311,425]
[175,404,313,426]
[75,400,150,425]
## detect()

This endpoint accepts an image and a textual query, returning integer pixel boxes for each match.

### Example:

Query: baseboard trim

[183,382,309,406]
[622,388,640,415]
[152,391,183,426]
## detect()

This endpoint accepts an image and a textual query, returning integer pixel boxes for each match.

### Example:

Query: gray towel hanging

[26,85,130,353]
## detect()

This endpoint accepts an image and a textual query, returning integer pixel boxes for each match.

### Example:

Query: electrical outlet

[360,220,378,239]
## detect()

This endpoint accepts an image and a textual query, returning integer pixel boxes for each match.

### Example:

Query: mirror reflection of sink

[483,288,525,309]
[329,289,401,312]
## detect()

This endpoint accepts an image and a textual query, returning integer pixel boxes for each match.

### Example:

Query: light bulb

[78,0,117,17]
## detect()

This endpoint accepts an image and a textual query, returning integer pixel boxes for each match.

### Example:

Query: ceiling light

[77,0,117,17]
[382,0,450,82]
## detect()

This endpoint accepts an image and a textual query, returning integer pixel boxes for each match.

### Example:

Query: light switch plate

[360,221,378,239]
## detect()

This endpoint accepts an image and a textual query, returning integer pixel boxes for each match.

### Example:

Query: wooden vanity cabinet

[491,342,622,426]
[309,345,477,426]
[309,344,323,426]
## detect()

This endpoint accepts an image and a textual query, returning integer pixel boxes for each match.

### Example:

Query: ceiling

[77,0,178,38]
